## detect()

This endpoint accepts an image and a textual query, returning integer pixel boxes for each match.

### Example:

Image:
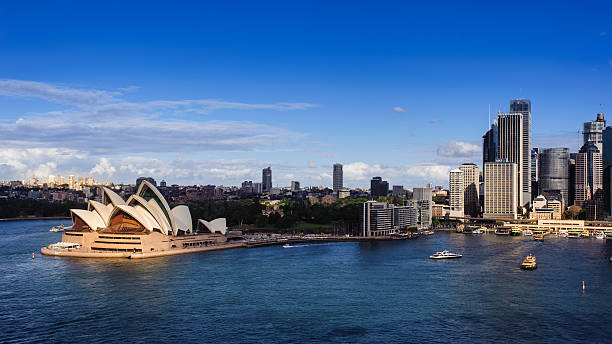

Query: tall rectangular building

[510,99,532,204]
[333,163,343,193]
[459,163,480,217]
[262,166,272,193]
[496,111,529,206]
[449,168,464,217]
[484,162,518,219]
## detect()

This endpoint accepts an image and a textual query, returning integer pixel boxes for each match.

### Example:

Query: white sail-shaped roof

[197,218,227,235]
[102,187,126,207]
[88,200,113,227]
[136,181,176,232]
[126,195,172,235]
[171,205,193,234]
[109,205,159,232]
[71,209,105,230]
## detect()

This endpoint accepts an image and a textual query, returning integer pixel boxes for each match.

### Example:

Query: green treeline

[0,199,86,218]
[175,197,368,232]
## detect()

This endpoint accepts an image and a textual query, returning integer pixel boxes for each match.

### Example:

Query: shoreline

[41,234,417,259]
[0,216,71,222]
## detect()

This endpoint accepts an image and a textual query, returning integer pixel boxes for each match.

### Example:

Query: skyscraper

[262,166,272,193]
[583,113,606,152]
[370,176,389,198]
[530,148,540,201]
[538,148,569,206]
[412,186,432,228]
[484,162,518,219]
[449,168,464,217]
[575,113,606,217]
[459,163,480,217]
[495,109,530,206]
[333,163,343,193]
[602,123,612,215]
[575,143,603,207]
[482,127,496,165]
[510,99,532,206]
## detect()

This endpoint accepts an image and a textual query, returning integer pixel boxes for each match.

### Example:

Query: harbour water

[1,220,612,343]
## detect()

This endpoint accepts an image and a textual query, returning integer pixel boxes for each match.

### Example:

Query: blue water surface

[1,220,611,343]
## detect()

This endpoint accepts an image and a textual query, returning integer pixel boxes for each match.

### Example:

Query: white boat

[49,224,68,232]
[523,230,533,236]
[282,244,294,248]
[594,230,605,240]
[429,250,462,259]
[559,229,568,238]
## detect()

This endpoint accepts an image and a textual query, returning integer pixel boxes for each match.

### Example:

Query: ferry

[511,228,522,236]
[421,230,434,236]
[49,224,69,232]
[558,229,568,238]
[495,227,511,235]
[581,230,591,238]
[533,234,544,241]
[429,250,462,259]
[567,232,581,239]
[282,244,294,248]
[520,254,537,270]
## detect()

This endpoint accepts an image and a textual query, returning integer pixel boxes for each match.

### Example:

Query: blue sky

[0,1,611,188]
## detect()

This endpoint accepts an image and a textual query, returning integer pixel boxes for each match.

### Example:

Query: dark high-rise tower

[333,163,343,193]
[539,148,569,206]
[262,166,272,193]
[370,176,389,198]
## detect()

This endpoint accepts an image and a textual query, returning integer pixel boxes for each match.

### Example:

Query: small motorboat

[429,250,462,259]
[523,230,533,236]
[49,224,67,232]
[594,230,605,240]
[282,244,294,248]
[520,254,537,270]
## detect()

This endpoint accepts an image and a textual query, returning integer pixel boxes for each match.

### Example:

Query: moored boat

[534,234,544,241]
[523,230,533,236]
[520,254,537,270]
[581,230,590,238]
[495,227,511,235]
[282,244,294,248]
[429,250,462,259]
[49,224,69,232]
[511,228,522,236]
[568,231,581,239]
[594,230,605,240]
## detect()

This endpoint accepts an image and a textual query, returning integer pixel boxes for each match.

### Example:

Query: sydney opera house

[41,181,237,258]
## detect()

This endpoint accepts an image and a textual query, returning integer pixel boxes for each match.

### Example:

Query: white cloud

[0,79,119,106]
[90,158,116,178]
[0,148,86,180]
[437,140,481,157]
[393,106,406,113]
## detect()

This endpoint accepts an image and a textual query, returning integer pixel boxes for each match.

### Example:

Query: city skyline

[0,2,611,188]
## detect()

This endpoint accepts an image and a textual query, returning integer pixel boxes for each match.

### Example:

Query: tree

[564,205,582,219]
